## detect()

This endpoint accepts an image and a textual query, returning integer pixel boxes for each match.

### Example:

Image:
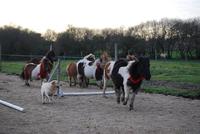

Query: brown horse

[66,62,77,86]
[100,51,111,69]
[27,50,57,65]
[20,57,53,86]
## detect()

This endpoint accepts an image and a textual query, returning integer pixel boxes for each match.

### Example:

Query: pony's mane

[45,50,55,57]
[112,59,128,75]
[45,50,56,63]
[128,58,140,77]
[128,56,149,78]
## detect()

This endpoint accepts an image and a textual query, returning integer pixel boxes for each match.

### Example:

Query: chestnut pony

[66,62,77,86]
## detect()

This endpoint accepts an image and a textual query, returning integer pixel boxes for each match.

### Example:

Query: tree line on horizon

[0,17,200,60]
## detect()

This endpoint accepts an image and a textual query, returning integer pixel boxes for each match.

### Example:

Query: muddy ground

[0,73,200,134]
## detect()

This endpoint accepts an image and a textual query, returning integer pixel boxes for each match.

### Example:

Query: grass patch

[1,60,200,99]
[150,60,200,84]
[143,86,200,99]
[1,60,200,84]
[1,61,24,75]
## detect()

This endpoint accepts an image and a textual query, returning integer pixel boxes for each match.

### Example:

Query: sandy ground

[0,73,200,134]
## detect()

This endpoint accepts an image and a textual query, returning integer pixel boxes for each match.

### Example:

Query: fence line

[1,54,83,60]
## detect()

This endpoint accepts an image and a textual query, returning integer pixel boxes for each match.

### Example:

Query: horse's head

[129,57,151,81]
[45,50,57,63]
[126,54,137,61]
[84,53,95,62]
[100,51,111,62]
[100,51,111,69]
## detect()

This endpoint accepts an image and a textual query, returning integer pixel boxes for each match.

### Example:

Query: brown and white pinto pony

[20,57,53,86]
[20,50,56,86]
[111,57,151,111]
[66,62,77,86]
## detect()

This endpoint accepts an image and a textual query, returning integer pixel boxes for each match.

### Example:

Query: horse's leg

[102,76,107,98]
[121,87,125,102]
[77,74,82,87]
[86,78,89,87]
[72,76,76,86]
[25,80,30,86]
[123,84,130,105]
[82,77,86,88]
[74,76,77,86]
[116,88,121,104]
[24,70,30,86]
[129,92,136,111]
[113,85,121,104]
[69,76,72,87]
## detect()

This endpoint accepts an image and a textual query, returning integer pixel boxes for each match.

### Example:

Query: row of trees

[0,18,200,60]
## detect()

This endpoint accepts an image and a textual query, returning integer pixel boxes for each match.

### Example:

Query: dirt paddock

[0,73,200,134]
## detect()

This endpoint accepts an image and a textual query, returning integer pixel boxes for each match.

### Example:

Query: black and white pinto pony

[77,53,103,88]
[20,50,57,86]
[102,54,137,97]
[110,57,151,110]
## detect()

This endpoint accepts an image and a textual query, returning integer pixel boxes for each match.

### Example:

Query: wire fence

[1,54,82,61]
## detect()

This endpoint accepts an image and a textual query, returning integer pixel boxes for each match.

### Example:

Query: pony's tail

[20,68,25,80]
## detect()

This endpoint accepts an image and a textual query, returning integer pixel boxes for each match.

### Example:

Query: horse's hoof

[121,97,125,102]
[129,107,135,111]
[103,94,108,98]
[25,83,30,86]
[129,105,135,111]
[123,101,127,105]
[117,98,120,104]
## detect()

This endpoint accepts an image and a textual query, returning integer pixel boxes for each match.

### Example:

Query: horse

[102,54,136,97]
[82,59,104,89]
[160,53,167,59]
[102,60,115,96]
[66,62,77,87]
[111,57,151,111]
[20,57,53,86]
[99,51,111,69]
[77,52,110,88]
[27,50,57,65]
[76,53,96,87]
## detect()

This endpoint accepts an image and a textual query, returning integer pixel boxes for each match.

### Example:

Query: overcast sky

[0,0,199,33]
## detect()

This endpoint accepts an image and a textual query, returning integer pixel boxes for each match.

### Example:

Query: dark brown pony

[27,50,56,65]
[20,57,53,86]
[66,62,77,86]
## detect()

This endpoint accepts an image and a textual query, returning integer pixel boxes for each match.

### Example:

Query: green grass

[1,60,200,99]
[1,61,24,75]
[1,60,200,84]
[150,60,200,84]
[143,86,200,99]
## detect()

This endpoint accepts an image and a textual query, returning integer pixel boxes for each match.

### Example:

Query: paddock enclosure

[0,73,200,134]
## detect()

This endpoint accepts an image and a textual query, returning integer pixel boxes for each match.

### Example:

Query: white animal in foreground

[41,80,58,104]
